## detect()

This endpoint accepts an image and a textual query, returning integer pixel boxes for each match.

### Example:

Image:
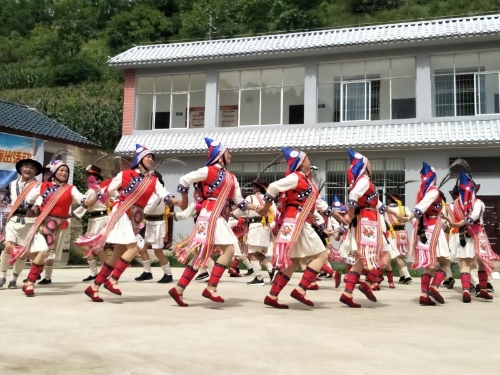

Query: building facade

[111,15,500,251]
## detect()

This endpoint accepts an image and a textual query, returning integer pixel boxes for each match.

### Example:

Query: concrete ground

[0,267,499,375]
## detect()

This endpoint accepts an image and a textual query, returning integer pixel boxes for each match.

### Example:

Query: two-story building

[110,14,500,251]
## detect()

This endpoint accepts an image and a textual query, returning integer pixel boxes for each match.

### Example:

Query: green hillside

[0,0,498,151]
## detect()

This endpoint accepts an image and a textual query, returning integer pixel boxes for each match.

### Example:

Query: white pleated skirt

[145,221,166,249]
[106,212,137,245]
[288,222,326,259]
[449,233,476,259]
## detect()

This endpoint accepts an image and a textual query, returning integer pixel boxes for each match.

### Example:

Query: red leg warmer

[298,267,319,291]
[421,273,432,294]
[431,269,446,288]
[386,270,394,283]
[321,264,333,275]
[177,265,197,289]
[27,263,44,283]
[269,272,291,297]
[366,268,381,284]
[95,263,114,286]
[110,257,130,281]
[207,262,226,287]
[460,272,471,291]
[344,271,360,293]
[478,270,488,289]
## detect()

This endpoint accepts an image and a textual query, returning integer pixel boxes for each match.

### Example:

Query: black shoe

[247,277,265,286]
[446,277,455,289]
[82,275,97,282]
[403,277,413,285]
[470,285,477,294]
[195,272,209,281]
[474,284,481,297]
[318,272,328,278]
[38,278,52,285]
[268,268,276,282]
[157,274,173,284]
[398,276,406,284]
[135,272,153,281]
[486,283,494,293]
[244,269,254,276]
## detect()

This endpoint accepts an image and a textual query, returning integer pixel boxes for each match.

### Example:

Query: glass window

[476,73,500,114]
[137,77,154,94]
[218,67,305,126]
[135,73,206,129]
[219,71,240,89]
[318,57,416,122]
[136,95,153,130]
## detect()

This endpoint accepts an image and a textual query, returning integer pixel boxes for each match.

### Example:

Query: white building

[110,14,500,251]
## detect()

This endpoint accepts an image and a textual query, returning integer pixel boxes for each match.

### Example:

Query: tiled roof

[0,100,97,147]
[114,119,500,156]
[109,14,500,67]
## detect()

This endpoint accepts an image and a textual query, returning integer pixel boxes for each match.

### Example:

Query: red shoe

[228,269,241,278]
[333,271,341,288]
[371,284,381,291]
[103,280,122,296]
[462,291,471,303]
[290,289,314,306]
[84,286,103,302]
[308,284,319,290]
[377,276,385,284]
[339,293,361,308]
[428,287,444,304]
[23,284,35,297]
[202,288,225,303]
[419,296,436,306]
[264,296,289,309]
[168,287,188,307]
[478,290,493,300]
[358,282,377,302]
[388,282,396,289]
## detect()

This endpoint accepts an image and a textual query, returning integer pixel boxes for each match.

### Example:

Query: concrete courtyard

[0,267,499,375]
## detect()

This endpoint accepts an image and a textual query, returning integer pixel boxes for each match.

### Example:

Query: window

[325,158,405,205]
[135,74,206,130]
[218,67,305,127]
[431,51,500,117]
[318,58,416,123]
[231,162,286,197]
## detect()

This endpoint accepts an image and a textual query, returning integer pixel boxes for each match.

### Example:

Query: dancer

[77,165,111,282]
[21,159,94,297]
[337,149,402,308]
[80,144,177,302]
[0,156,43,289]
[135,171,173,284]
[403,162,450,306]
[258,148,335,309]
[168,138,255,306]
[443,170,496,302]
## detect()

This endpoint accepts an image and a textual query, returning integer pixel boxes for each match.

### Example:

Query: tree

[350,0,402,14]
[105,5,174,54]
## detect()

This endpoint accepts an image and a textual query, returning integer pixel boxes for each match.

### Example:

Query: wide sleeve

[105,172,123,196]
[347,176,370,208]
[264,173,299,200]
[174,203,196,221]
[413,189,439,218]
[177,167,209,193]
[71,186,87,206]
[231,178,248,211]
[25,183,41,205]
[153,179,175,204]
[465,200,483,225]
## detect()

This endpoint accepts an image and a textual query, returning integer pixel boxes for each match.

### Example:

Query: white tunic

[144,194,166,249]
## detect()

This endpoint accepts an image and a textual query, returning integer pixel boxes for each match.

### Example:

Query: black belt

[393,225,406,231]
[145,214,164,221]
[13,209,27,216]
[88,210,107,218]
[248,217,263,223]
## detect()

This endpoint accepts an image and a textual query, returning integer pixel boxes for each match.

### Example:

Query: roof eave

[0,127,99,149]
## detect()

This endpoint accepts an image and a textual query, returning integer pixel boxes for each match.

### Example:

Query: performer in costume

[403,162,450,306]
[20,159,94,297]
[75,165,112,282]
[0,156,43,289]
[168,138,255,306]
[257,147,336,309]
[338,149,403,308]
[234,179,277,286]
[442,171,496,302]
[80,144,177,302]
[135,170,174,284]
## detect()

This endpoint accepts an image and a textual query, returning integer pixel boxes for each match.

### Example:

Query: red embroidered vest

[118,170,157,209]
[200,166,235,200]
[40,182,73,218]
[357,178,378,209]
[284,172,317,221]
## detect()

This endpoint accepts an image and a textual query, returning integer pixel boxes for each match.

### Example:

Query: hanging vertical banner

[0,132,44,232]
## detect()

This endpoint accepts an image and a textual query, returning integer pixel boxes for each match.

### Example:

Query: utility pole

[206,9,217,40]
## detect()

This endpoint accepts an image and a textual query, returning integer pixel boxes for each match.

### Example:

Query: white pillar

[304,59,317,125]
[204,68,218,129]
[416,54,432,121]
